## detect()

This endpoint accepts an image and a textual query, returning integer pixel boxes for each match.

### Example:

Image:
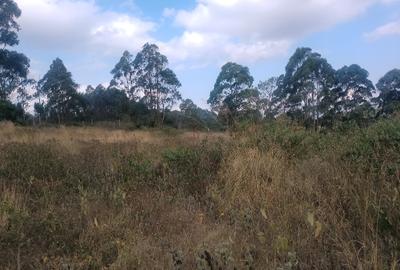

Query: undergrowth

[0,119,399,269]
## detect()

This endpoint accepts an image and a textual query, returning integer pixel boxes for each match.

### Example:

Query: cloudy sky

[15,0,400,108]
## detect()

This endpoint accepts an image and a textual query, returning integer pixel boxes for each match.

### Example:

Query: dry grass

[0,122,227,146]
[0,120,399,269]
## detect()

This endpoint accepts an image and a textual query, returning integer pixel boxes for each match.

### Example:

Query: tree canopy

[208,62,259,125]
[38,58,85,123]
[280,48,336,128]
[0,0,21,47]
[376,69,400,115]
[132,43,182,125]
[0,0,31,104]
[110,50,136,100]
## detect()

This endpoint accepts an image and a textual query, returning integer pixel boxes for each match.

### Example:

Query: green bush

[162,141,224,197]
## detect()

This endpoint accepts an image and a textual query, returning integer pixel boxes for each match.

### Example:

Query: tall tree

[0,0,31,102]
[84,84,129,122]
[281,48,336,129]
[335,64,375,122]
[110,50,136,99]
[180,99,198,115]
[179,98,221,130]
[133,43,181,125]
[158,68,181,114]
[257,75,284,118]
[376,69,400,115]
[38,58,84,123]
[85,85,95,94]
[208,62,258,125]
[0,0,21,47]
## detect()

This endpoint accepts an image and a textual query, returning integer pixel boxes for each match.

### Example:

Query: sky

[15,0,400,108]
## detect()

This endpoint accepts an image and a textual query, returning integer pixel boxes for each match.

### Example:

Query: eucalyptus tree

[335,64,375,122]
[85,85,95,94]
[133,43,181,125]
[376,69,400,115]
[179,98,221,130]
[0,0,31,102]
[257,75,284,118]
[208,62,259,125]
[84,84,129,122]
[180,98,198,115]
[280,48,336,129]
[38,58,85,123]
[110,50,136,99]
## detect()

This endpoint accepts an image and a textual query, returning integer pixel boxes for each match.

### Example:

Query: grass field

[0,119,399,269]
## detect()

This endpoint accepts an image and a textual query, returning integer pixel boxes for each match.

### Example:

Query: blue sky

[15,0,400,108]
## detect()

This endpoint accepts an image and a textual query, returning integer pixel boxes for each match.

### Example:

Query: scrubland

[0,119,399,269]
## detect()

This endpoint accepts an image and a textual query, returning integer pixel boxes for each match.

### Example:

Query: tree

[257,75,284,118]
[110,51,136,99]
[0,0,21,47]
[84,84,129,122]
[0,50,30,100]
[335,64,375,123]
[34,102,46,124]
[133,43,182,125]
[376,69,400,115]
[0,0,31,102]
[280,48,336,129]
[38,58,84,123]
[85,85,95,94]
[178,98,221,130]
[0,99,23,121]
[180,99,198,115]
[15,79,33,115]
[158,68,181,116]
[208,62,258,125]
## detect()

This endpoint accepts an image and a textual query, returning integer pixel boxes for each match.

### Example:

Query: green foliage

[280,47,337,128]
[180,99,197,114]
[0,99,24,121]
[376,69,400,115]
[0,0,31,105]
[0,49,31,101]
[0,0,21,47]
[162,142,224,197]
[178,99,223,130]
[110,50,136,99]
[106,44,182,127]
[257,75,284,118]
[84,85,130,122]
[133,44,182,117]
[336,65,375,111]
[208,62,259,126]
[38,58,85,123]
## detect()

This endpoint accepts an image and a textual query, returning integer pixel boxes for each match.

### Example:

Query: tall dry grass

[0,119,399,269]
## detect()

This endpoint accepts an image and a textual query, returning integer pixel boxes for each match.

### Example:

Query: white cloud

[160,31,290,68]
[163,8,177,18]
[162,0,395,66]
[16,0,155,55]
[175,0,374,40]
[365,20,400,40]
[14,0,398,72]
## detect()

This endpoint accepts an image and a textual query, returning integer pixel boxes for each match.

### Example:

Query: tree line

[1,0,399,130]
[209,50,400,129]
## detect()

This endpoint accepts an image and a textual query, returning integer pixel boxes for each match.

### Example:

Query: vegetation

[1,0,400,269]
[0,117,399,269]
[1,0,400,129]
[0,0,32,112]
